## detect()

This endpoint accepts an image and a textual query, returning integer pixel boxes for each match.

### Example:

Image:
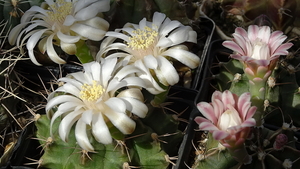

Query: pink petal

[232,33,247,55]
[235,27,248,39]
[237,92,251,118]
[212,99,224,118]
[199,122,220,131]
[247,25,259,42]
[221,90,235,106]
[245,106,257,119]
[241,118,256,127]
[241,102,251,120]
[252,77,263,83]
[194,116,211,124]
[258,26,271,43]
[244,67,255,77]
[212,130,230,140]
[269,31,284,42]
[212,90,222,101]
[269,36,286,53]
[251,59,270,66]
[222,41,245,55]
[197,102,218,124]
[273,43,293,55]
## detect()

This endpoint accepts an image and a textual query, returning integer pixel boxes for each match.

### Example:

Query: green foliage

[35,110,174,169]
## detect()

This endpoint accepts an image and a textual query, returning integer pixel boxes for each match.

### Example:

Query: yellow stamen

[80,81,105,101]
[127,26,158,50]
[46,0,73,23]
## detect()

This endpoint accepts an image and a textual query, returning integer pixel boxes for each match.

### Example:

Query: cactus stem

[227,144,252,165]
[75,40,94,64]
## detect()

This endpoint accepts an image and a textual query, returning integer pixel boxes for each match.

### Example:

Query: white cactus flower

[97,12,200,92]
[9,0,110,65]
[46,58,148,151]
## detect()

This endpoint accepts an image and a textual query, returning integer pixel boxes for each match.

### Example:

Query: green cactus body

[35,114,171,169]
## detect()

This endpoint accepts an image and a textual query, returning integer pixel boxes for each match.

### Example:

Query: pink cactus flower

[222,25,293,79]
[195,90,256,148]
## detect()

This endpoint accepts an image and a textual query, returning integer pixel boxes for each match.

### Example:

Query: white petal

[81,110,93,125]
[55,83,80,97]
[75,118,94,151]
[26,29,48,50]
[46,95,82,112]
[74,0,98,13]
[105,31,130,42]
[134,60,165,94]
[101,58,117,87]
[143,55,158,69]
[49,104,83,135]
[59,77,83,89]
[114,65,141,80]
[105,98,127,113]
[83,17,109,31]
[57,31,81,43]
[70,23,107,41]
[70,72,86,84]
[58,110,82,142]
[162,48,200,68]
[152,12,166,28]
[60,41,77,55]
[155,56,179,86]
[156,37,172,47]
[104,108,136,134]
[46,35,66,64]
[167,27,190,45]
[8,23,28,45]
[117,88,144,100]
[28,50,42,66]
[118,97,148,118]
[92,113,112,144]
[90,62,101,82]
[63,15,76,26]
[160,20,182,36]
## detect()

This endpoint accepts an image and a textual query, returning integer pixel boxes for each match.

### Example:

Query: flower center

[127,26,158,51]
[46,0,73,23]
[80,80,105,102]
[218,109,242,131]
[251,40,269,60]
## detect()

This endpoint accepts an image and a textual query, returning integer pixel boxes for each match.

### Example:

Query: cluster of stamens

[80,80,105,101]
[127,26,158,50]
[46,0,73,23]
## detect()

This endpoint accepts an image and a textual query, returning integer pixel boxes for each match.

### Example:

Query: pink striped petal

[258,26,271,43]
[197,102,217,124]
[245,106,257,119]
[212,90,222,101]
[194,116,211,124]
[247,25,259,41]
[221,90,235,106]
[212,130,229,140]
[199,122,219,131]
[235,27,248,39]
[237,92,251,118]
[222,41,244,55]
[212,99,224,118]
[241,118,256,127]
[273,43,293,56]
